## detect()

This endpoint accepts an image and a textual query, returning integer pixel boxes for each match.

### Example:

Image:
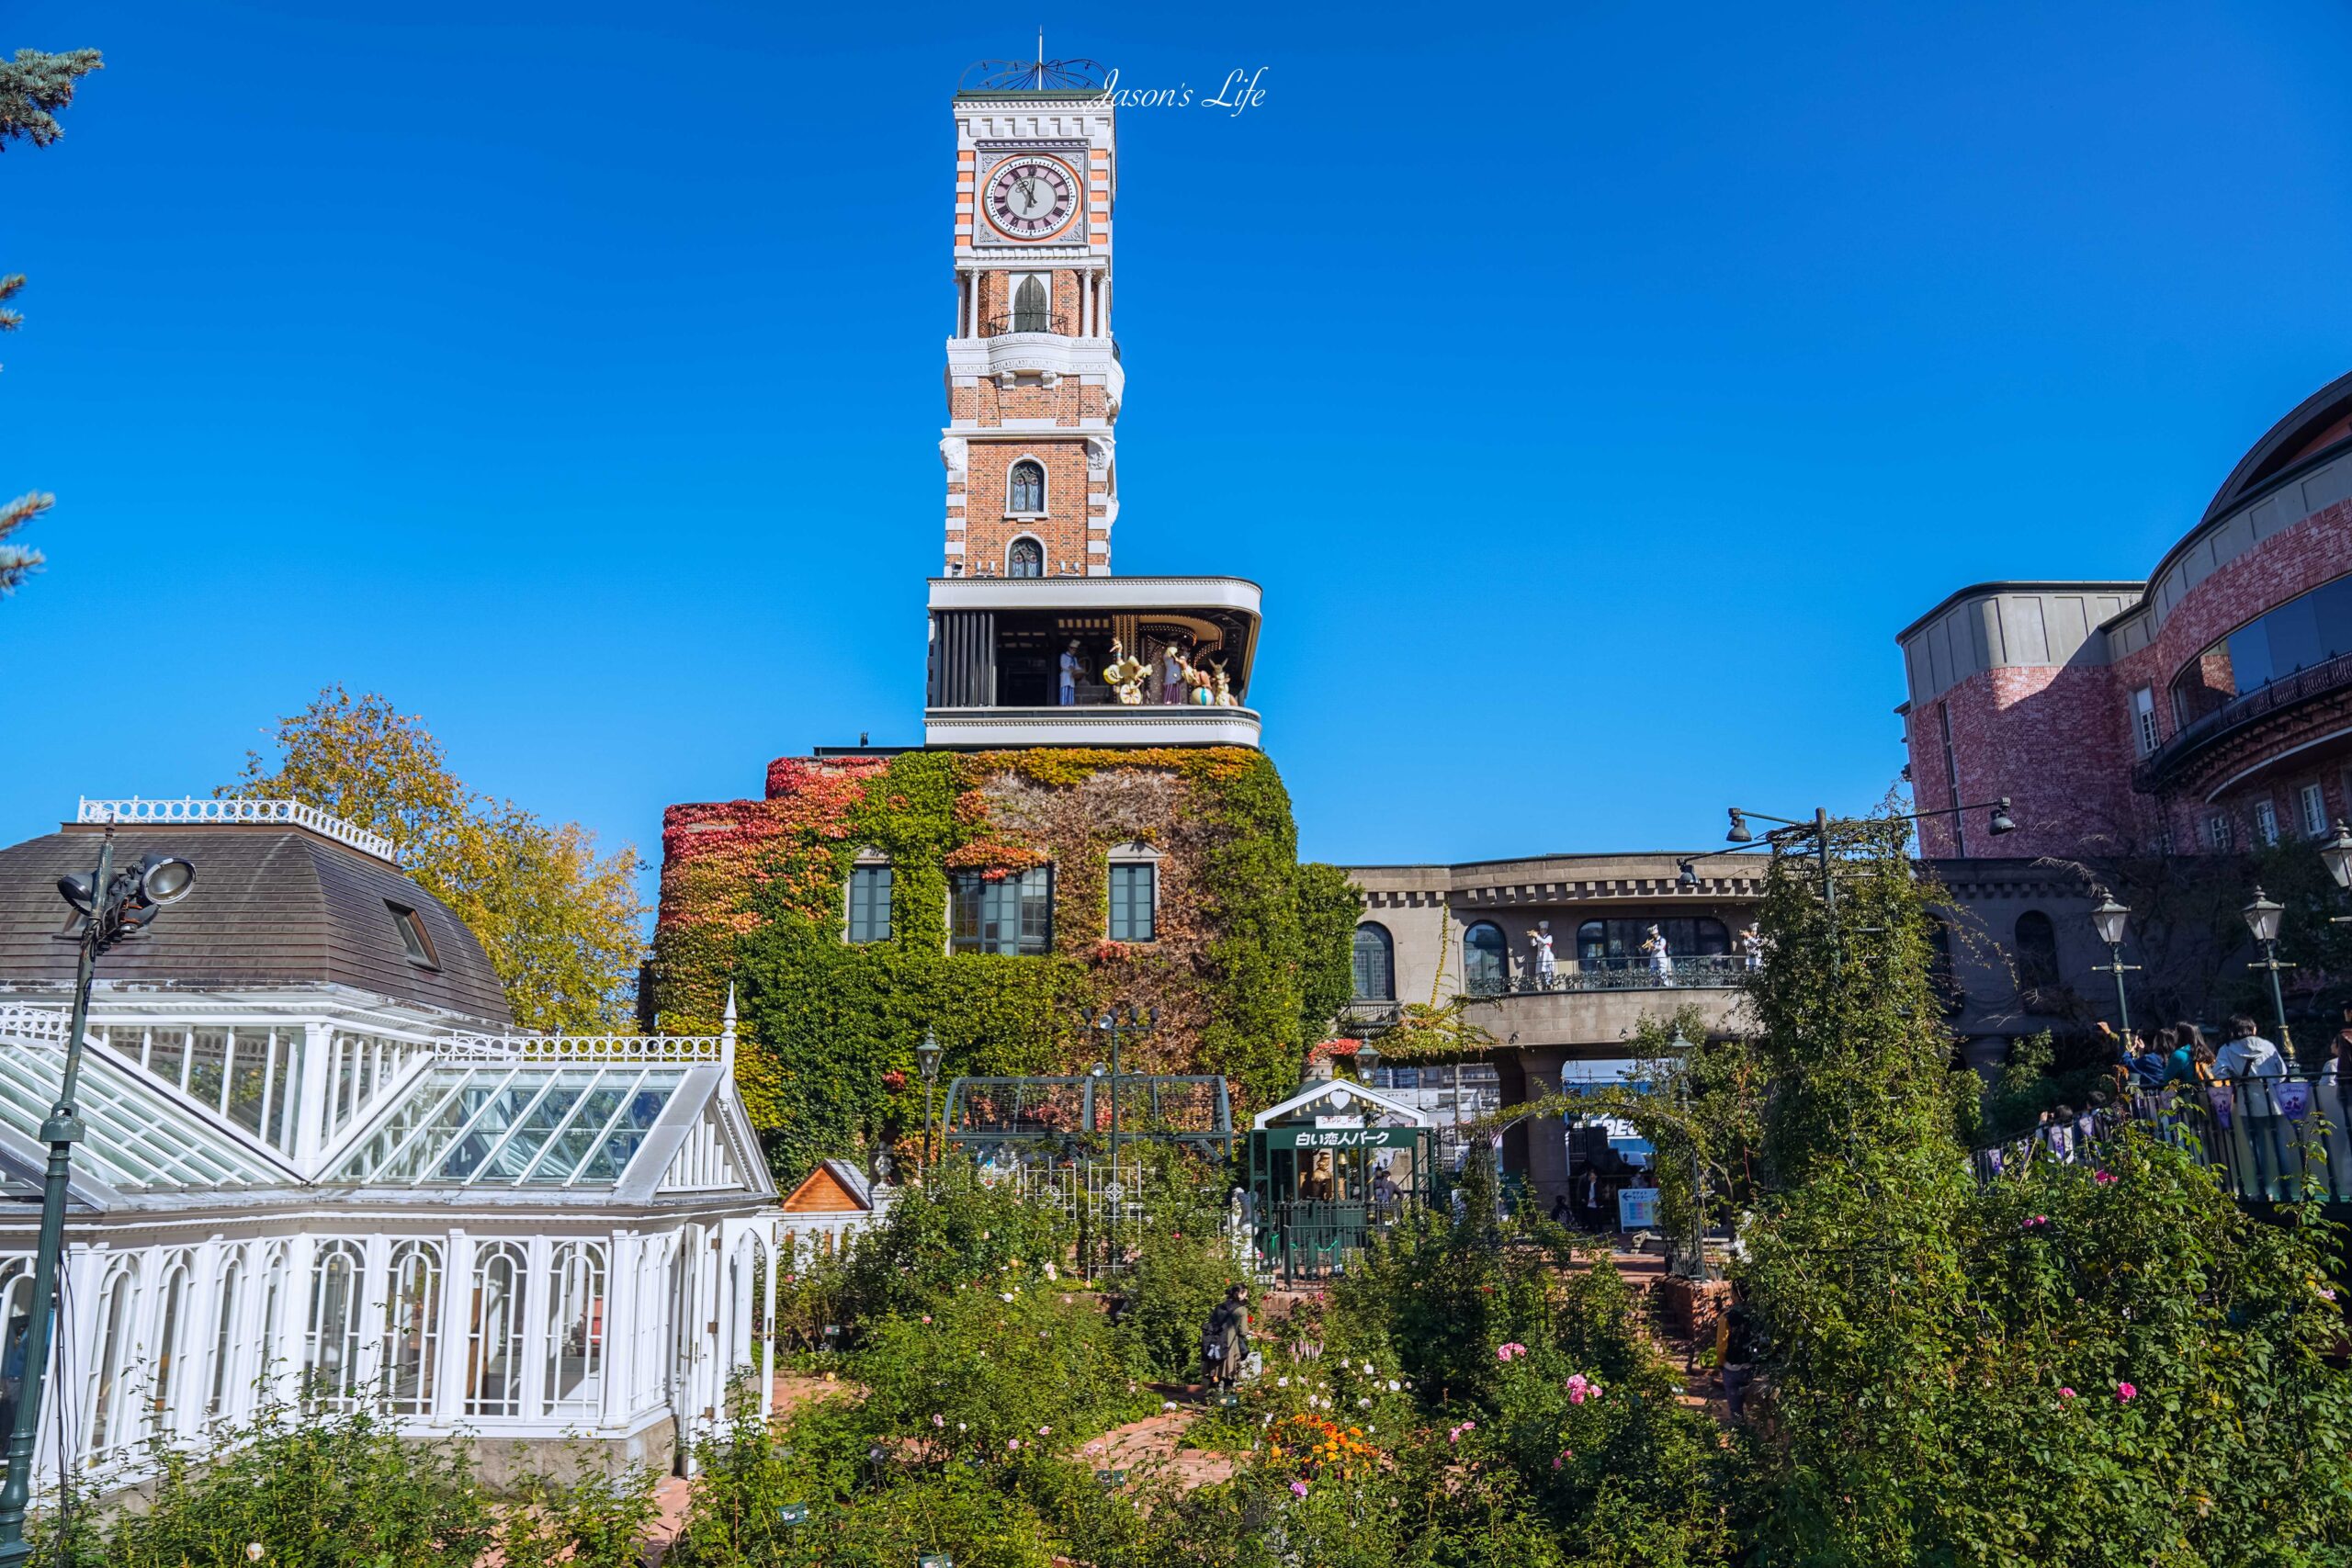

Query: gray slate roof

[0,825,509,1024]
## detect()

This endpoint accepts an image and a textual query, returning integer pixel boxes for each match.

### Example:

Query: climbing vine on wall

[649,747,1354,1182]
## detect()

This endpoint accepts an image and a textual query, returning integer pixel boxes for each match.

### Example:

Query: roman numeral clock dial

[986,158,1077,240]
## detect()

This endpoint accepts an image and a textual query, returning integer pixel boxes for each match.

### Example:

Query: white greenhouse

[0,798,783,1494]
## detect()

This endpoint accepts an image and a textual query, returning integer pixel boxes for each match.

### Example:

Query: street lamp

[1668,1030,1711,1282]
[2088,892,2138,1039]
[0,829,195,1559]
[1088,1005,1156,1269]
[914,1030,944,1183]
[1353,1038,1381,1085]
[2242,887,2294,1045]
[2322,821,2352,924]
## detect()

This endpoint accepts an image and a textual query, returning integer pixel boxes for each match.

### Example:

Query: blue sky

[6,2,2351,906]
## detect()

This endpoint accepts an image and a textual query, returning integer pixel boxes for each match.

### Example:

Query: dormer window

[387,901,439,970]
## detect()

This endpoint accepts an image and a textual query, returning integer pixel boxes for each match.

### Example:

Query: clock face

[985,157,1079,241]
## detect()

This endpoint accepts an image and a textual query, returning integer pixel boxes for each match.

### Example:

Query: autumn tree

[2,45,102,597]
[232,687,647,1032]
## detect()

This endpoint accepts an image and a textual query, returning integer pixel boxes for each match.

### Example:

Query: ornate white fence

[75,796,397,863]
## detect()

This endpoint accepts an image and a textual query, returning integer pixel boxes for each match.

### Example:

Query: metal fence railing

[1973,1073,2352,1203]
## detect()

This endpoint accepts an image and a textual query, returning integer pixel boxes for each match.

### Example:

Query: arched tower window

[1008,461,1046,516]
[1012,273,1049,333]
[1007,537,1044,577]
[304,1239,366,1413]
[2013,910,2061,994]
[1351,924,1395,1002]
[1463,921,1509,996]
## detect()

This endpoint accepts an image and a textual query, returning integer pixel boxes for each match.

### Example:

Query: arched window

[544,1240,606,1417]
[206,1254,244,1421]
[1351,924,1395,1001]
[1009,461,1046,516]
[304,1240,366,1413]
[384,1240,442,1416]
[1463,921,1509,996]
[2013,910,2061,994]
[1007,536,1044,577]
[1012,274,1049,333]
[467,1242,527,1417]
[85,1259,138,1458]
[150,1252,194,1438]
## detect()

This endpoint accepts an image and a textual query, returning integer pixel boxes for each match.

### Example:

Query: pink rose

[2116,1382,2136,1402]
[2059,1387,2075,1399]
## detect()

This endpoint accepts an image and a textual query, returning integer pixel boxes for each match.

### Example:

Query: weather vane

[957,33,1107,93]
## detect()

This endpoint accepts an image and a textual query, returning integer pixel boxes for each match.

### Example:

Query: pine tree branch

[0,491,52,594]
[0,49,102,150]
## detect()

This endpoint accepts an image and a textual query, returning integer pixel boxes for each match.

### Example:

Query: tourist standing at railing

[2216,1014,2293,1199]
[2163,1025,2201,1087]
[1643,925,1674,987]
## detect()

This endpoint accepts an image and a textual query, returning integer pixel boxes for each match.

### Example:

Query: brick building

[1898,372,2352,1053]
[1899,369,2352,863]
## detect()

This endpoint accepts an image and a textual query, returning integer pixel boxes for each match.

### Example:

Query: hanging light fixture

[1987,797,2018,836]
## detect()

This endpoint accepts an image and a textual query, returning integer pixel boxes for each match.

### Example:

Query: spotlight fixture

[1725,808,1752,844]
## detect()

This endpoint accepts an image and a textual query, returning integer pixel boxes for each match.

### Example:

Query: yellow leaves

[235,685,647,1032]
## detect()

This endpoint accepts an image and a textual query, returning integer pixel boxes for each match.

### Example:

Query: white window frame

[2254,798,2280,847]
[1003,455,1048,520]
[2130,687,2159,757]
[2299,782,2328,838]
[2207,812,2235,852]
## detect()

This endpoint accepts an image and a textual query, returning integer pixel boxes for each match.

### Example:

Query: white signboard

[1617,1186,1661,1230]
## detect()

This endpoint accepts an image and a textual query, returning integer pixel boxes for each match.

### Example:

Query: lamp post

[1088,1005,1155,1269]
[0,828,194,1559]
[914,1030,943,1184]
[1716,797,2016,919]
[1353,1039,1381,1086]
[1668,1030,1712,1282]
[2242,886,2293,1046]
[2323,821,2352,925]
[2088,892,2138,1039]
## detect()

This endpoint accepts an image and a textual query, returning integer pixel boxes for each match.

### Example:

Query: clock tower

[941,58,1120,578]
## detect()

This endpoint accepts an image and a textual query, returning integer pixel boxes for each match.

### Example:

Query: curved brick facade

[1900,373,2352,860]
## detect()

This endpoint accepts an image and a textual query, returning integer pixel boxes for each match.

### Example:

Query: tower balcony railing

[979,310,1075,337]
[2133,648,2352,792]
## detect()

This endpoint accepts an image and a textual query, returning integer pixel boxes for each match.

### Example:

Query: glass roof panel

[569,1074,685,1185]
[0,1039,287,1191]
[328,1065,692,1190]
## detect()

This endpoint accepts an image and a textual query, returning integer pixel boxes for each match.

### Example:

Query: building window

[1926,916,1962,1015]
[1008,461,1046,516]
[1462,921,1508,996]
[1351,924,1395,1001]
[467,1242,527,1417]
[1108,862,1157,942]
[2206,812,2235,852]
[544,1241,606,1417]
[2301,783,2331,837]
[2130,687,2159,757]
[304,1240,366,1414]
[206,1255,244,1420]
[847,864,893,943]
[949,867,1054,955]
[1012,272,1050,333]
[2253,798,2280,847]
[85,1262,138,1458]
[2169,570,2352,728]
[1575,918,1731,964]
[2013,910,2061,994]
[1007,536,1044,576]
[150,1254,193,1437]
[384,1240,442,1416]
[387,901,439,970]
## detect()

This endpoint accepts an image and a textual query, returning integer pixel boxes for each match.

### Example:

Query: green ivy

[659,747,1355,1183]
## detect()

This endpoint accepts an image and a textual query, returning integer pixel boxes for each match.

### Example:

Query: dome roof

[2199,367,2352,527]
[0,823,510,1024]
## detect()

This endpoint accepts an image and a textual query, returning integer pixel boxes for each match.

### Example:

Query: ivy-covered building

[647,68,1355,1185]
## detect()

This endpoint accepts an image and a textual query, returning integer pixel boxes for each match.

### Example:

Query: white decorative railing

[0,1005,72,1051]
[436,1032,728,1065]
[75,797,398,863]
